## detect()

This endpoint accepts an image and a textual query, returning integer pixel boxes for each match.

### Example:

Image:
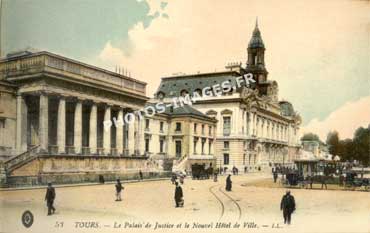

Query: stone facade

[0,51,164,186]
[144,105,217,172]
[154,22,301,172]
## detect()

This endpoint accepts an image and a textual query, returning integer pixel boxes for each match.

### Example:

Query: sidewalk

[0,177,170,191]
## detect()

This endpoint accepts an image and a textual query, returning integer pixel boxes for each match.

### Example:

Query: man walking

[174,182,183,207]
[115,179,124,201]
[225,174,232,191]
[273,171,278,183]
[45,183,56,216]
[139,170,143,181]
[280,190,296,224]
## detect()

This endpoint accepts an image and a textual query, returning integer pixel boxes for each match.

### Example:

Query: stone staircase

[4,145,40,175]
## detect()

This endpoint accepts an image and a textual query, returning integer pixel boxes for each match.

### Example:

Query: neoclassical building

[0,51,160,185]
[154,22,301,172]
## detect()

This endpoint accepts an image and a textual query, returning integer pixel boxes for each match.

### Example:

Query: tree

[352,126,370,166]
[326,131,340,156]
[301,133,320,142]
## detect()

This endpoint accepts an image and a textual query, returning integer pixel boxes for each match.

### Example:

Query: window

[159,139,164,153]
[209,126,212,135]
[201,124,205,134]
[145,119,150,129]
[175,141,182,157]
[194,123,197,134]
[201,138,206,154]
[223,116,231,136]
[208,140,212,155]
[223,154,229,165]
[175,122,182,131]
[160,121,164,132]
[145,138,150,152]
[193,138,198,154]
[224,141,229,149]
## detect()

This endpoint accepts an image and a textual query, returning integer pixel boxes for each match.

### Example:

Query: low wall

[6,155,170,187]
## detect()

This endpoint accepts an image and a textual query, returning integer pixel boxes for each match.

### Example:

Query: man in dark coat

[45,182,56,216]
[174,182,183,207]
[280,190,296,224]
[273,171,278,183]
[225,174,232,191]
[139,170,143,181]
[115,179,123,201]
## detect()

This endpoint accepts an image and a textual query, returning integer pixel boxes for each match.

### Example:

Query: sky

[1,0,369,141]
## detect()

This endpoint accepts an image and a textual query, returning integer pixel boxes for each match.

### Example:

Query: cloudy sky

[2,0,369,140]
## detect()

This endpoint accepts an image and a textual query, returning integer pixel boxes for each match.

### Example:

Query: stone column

[103,105,111,155]
[39,94,49,152]
[74,101,82,154]
[89,104,97,154]
[16,94,28,152]
[116,109,124,155]
[127,112,135,156]
[57,97,66,154]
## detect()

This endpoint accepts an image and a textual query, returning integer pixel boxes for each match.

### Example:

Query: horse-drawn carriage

[191,164,213,180]
[344,171,370,191]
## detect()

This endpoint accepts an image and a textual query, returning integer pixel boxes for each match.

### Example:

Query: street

[0,174,369,233]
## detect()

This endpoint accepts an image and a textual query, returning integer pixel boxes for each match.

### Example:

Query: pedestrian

[225,174,232,191]
[171,174,177,184]
[99,175,105,184]
[45,182,56,216]
[139,170,143,181]
[320,176,327,189]
[273,171,278,183]
[174,182,183,208]
[213,172,218,182]
[115,179,124,201]
[280,190,296,224]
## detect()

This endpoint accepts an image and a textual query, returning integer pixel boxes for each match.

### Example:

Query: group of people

[44,172,297,225]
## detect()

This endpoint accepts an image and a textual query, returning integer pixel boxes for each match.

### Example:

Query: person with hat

[174,182,183,207]
[45,182,56,216]
[280,190,296,224]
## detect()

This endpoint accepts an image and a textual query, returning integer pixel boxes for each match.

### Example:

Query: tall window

[145,138,150,152]
[208,140,212,155]
[223,116,231,136]
[224,141,229,149]
[160,121,164,132]
[145,119,150,129]
[194,123,197,134]
[209,126,212,135]
[193,138,198,154]
[159,138,164,153]
[201,124,205,134]
[175,122,182,131]
[223,154,229,165]
[201,138,206,154]
[175,141,182,157]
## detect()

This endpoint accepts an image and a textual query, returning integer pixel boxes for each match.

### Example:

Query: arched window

[180,89,189,97]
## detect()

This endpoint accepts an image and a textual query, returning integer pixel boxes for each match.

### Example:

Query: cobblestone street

[1,174,369,233]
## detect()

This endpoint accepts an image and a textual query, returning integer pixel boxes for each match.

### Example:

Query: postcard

[0,1,369,233]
